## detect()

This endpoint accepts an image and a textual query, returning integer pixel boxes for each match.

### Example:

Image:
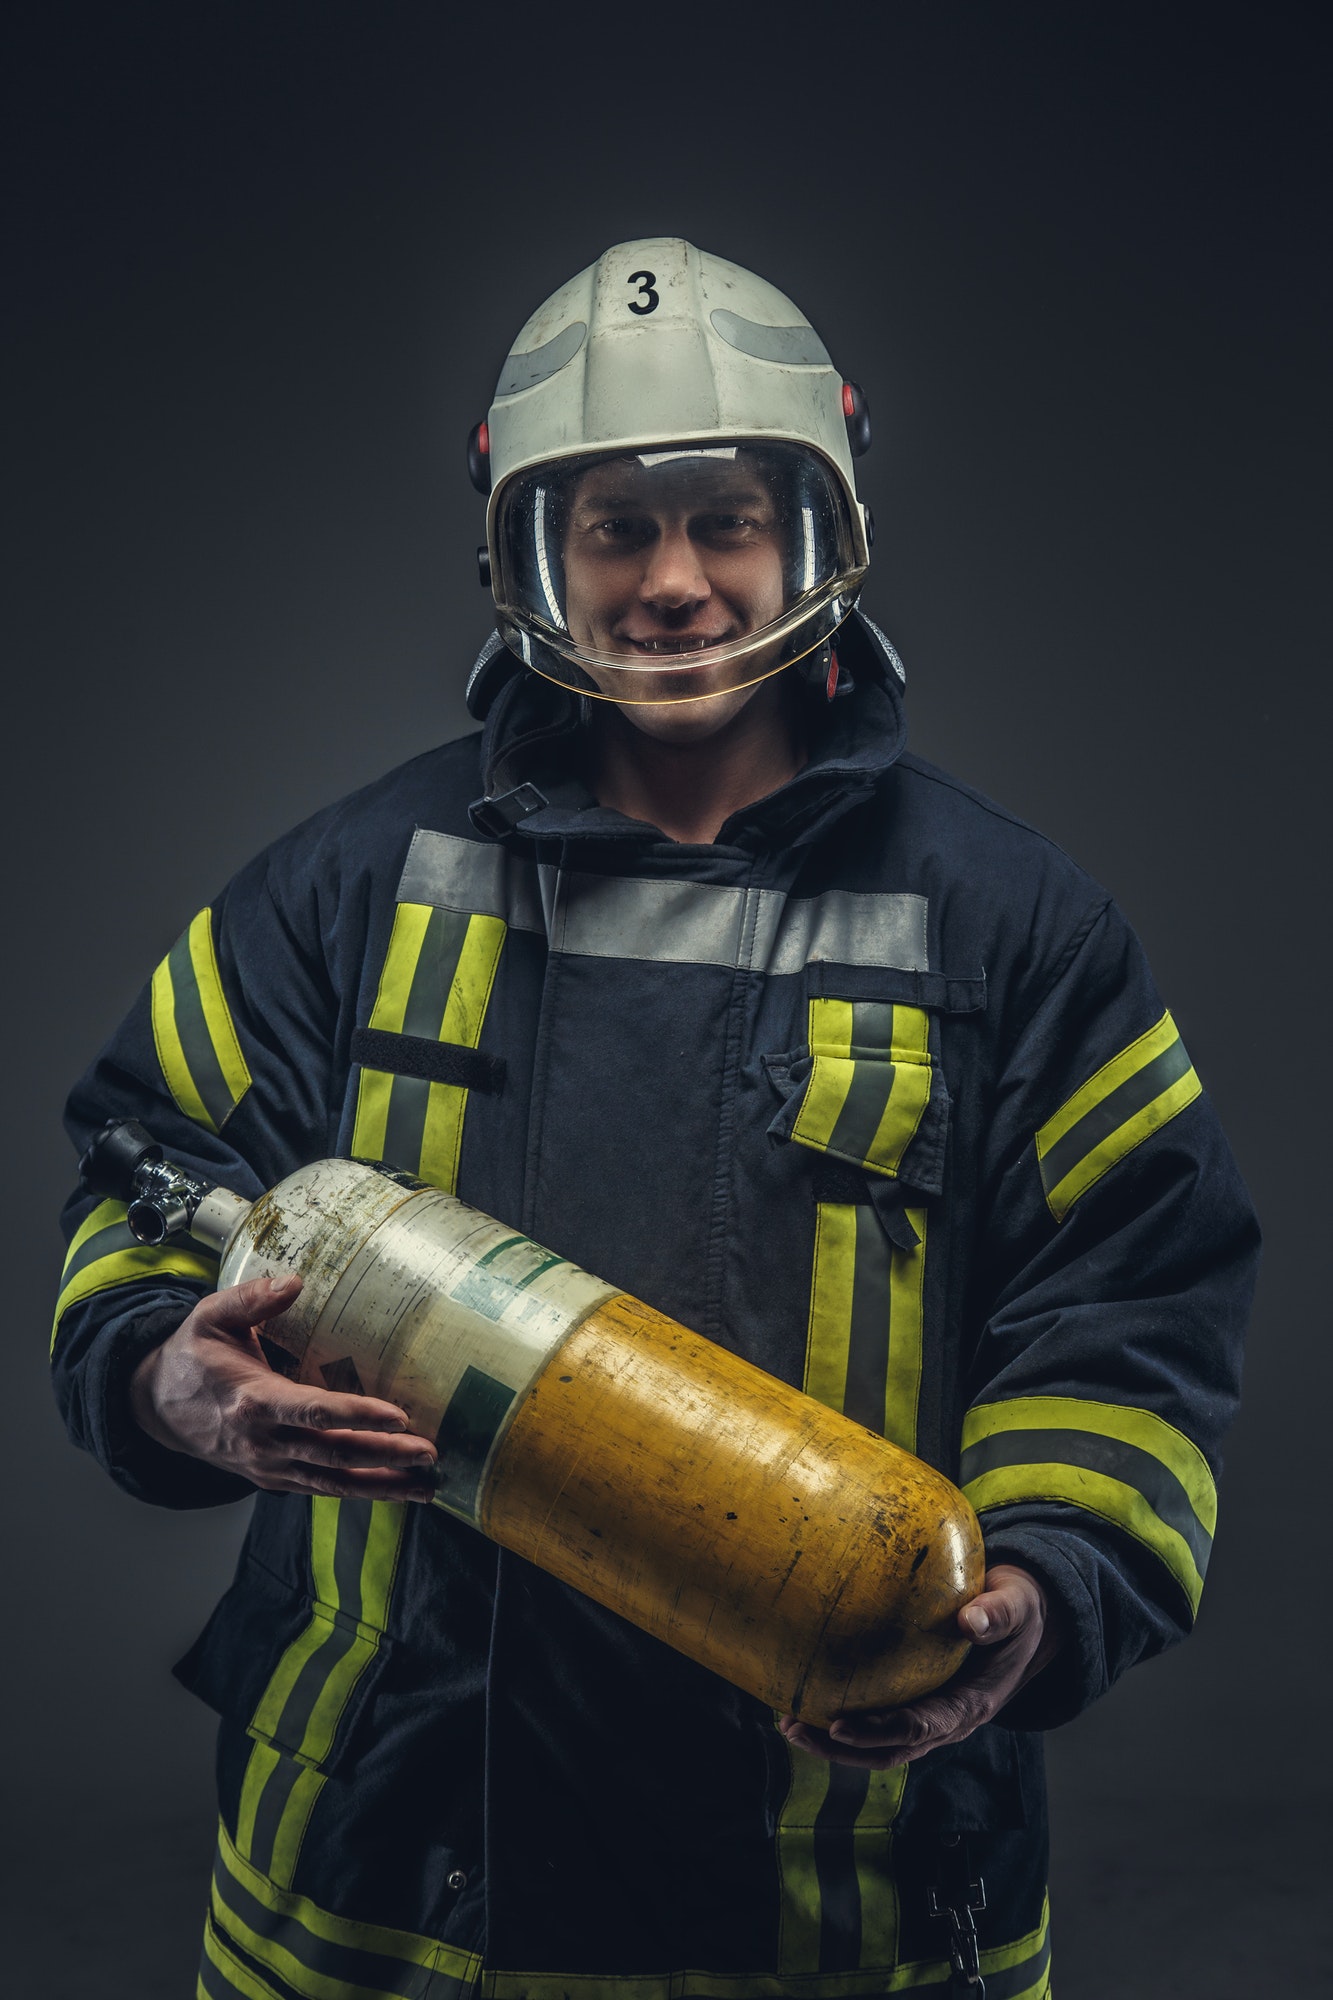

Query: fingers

[258,1463,440,1503]
[196,1270,304,1336]
[780,1682,998,1770]
[263,1373,419,1437]
[779,1566,1056,1770]
[274,1422,437,1475]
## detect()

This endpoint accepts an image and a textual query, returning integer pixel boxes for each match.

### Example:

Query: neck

[585,677,809,845]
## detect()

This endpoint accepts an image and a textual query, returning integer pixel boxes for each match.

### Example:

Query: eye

[586,515,654,549]
[695,512,766,545]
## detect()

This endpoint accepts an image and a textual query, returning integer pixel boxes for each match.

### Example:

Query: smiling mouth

[622,634,731,656]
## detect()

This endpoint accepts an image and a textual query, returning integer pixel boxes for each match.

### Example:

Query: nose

[639,525,710,612]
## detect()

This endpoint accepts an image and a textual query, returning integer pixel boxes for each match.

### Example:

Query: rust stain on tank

[243,1191,297,1264]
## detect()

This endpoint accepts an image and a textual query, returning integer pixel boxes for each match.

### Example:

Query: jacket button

[447,1869,468,1892]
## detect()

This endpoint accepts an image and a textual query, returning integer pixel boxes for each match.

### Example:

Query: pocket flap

[173,1556,396,1774]
[768,998,949,1195]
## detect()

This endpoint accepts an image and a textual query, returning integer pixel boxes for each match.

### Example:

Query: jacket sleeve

[961,898,1260,1726]
[52,844,342,1508]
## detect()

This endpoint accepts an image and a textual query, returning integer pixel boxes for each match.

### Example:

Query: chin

[610,680,765,743]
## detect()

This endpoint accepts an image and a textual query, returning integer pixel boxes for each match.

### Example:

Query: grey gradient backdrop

[5,4,1328,1992]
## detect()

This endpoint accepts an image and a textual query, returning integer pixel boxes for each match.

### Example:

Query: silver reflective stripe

[398,829,546,930]
[553,875,762,967]
[397,829,929,973]
[709,309,832,368]
[494,320,587,397]
[768,888,928,974]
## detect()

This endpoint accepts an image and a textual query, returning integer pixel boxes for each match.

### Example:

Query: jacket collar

[470,609,908,853]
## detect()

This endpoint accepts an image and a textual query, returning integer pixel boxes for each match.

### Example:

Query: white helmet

[470,238,872,706]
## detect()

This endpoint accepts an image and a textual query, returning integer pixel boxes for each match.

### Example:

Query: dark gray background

[5,3,1328,1991]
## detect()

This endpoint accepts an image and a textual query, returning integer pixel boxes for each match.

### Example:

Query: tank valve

[79,1119,252,1252]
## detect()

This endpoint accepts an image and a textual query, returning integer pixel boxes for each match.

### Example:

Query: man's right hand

[129,1272,438,1501]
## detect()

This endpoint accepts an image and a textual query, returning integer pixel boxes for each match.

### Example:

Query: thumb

[199,1271,303,1338]
[958,1579,1028,1645]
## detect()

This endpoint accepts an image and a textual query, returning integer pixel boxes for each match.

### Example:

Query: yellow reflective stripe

[1038,1011,1181,1152]
[440,912,506,1046]
[265,1760,326,1899]
[309,1493,341,1606]
[350,1065,395,1163]
[854,1767,908,1967]
[188,907,253,1108]
[246,1617,332,1759]
[795,998,856,1151]
[63,1196,123,1263]
[217,1820,482,1982]
[152,952,212,1127]
[803,1204,857,1411]
[792,1057,858,1152]
[965,1460,1206,1615]
[418,913,506,1192]
[775,1748,833,1972]
[235,1740,282,1860]
[1036,1009,1201,1221]
[298,1612,389,1767]
[51,1200,218,1354]
[202,1913,286,1999]
[368,901,434,1033]
[352,904,432,1158]
[962,1394,1216,1536]
[882,1211,926,1455]
[1045,1067,1201,1218]
[889,1004,929,1059]
[151,909,252,1132]
[53,1243,219,1331]
[358,1497,406,1629]
[862,1063,931,1177]
[808,997,855,1057]
[804,1210,928,1451]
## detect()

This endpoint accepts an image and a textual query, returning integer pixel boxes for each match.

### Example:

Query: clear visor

[490,441,866,704]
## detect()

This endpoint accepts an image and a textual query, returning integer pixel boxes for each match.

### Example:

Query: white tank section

[217,1159,617,1524]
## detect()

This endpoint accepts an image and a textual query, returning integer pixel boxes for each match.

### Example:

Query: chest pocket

[766,967,984,1201]
[786,997,934,1171]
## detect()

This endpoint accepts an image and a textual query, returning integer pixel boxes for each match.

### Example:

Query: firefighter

[53,239,1258,1998]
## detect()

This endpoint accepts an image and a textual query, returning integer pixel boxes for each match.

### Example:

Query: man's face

[561,452,787,735]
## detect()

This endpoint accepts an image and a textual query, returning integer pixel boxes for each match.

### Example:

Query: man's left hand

[777,1563,1064,1770]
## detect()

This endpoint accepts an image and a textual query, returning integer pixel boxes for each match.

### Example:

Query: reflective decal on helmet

[495,320,588,398]
[708,310,832,368]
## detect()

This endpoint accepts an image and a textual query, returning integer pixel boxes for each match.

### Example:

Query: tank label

[295,1191,617,1528]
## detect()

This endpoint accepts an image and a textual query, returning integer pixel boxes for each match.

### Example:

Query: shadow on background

[4,4,1328,1989]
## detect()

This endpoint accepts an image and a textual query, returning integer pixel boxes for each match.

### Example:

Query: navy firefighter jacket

[53,613,1258,1999]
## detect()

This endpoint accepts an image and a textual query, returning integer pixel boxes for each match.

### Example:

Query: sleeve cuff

[979,1524,1109,1729]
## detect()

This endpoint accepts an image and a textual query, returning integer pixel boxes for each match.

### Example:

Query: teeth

[633,638,714,654]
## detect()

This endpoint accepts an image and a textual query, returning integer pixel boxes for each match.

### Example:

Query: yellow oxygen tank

[84,1128,985,1726]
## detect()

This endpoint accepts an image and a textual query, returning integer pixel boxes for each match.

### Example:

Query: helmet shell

[484,239,870,575]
